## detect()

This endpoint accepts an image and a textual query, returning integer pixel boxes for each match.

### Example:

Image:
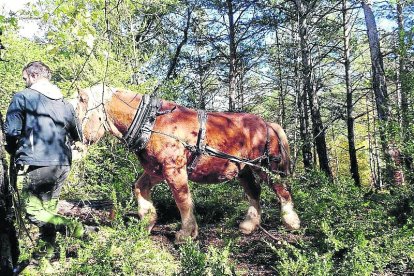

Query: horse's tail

[268,123,291,177]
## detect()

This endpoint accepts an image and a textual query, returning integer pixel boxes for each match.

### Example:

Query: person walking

[4,61,85,257]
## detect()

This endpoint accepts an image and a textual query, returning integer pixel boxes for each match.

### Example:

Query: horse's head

[75,85,114,145]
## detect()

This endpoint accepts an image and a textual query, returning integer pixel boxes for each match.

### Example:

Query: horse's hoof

[174,230,193,244]
[280,202,300,230]
[239,218,260,235]
[174,226,198,244]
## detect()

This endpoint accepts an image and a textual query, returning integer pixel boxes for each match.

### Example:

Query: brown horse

[75,85,300,242]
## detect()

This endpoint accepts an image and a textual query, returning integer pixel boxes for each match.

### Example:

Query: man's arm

[67,103,83,143]
[4,94,25,154]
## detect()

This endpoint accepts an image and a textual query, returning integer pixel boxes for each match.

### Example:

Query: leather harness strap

[123,94,162,152]
[188,109,208,173]
[187,112,281,173]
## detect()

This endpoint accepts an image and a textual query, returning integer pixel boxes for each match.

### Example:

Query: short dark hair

[23,61,52,80]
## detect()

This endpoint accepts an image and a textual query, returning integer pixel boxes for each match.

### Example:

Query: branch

[166,7,192,79]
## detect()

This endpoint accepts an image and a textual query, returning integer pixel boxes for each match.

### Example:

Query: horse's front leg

[163,156,198,243]
[133,172,163,232]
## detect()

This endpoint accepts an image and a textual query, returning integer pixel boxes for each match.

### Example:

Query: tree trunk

[227,0,237,112]
[58,200,115,225]
[293,16,313,170]
[396,0,411,174]
[166,7,192,80]
[0,112,19,276]
[296,0,332,178]
[275,28,286,127]
[342,0,361,186]
[361,0,393,184]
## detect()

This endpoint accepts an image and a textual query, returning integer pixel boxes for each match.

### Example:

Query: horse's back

[205,112,268,158]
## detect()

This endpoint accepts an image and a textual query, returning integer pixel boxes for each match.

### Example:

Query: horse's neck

[105,91,143,138]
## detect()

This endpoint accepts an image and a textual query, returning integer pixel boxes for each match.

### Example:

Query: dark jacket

[5,88,82,166]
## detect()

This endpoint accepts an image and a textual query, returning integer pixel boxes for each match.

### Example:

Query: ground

[150,221,304,275]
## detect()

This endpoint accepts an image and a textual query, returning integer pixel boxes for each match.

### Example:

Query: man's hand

[73,141,87,152]
[72,141,88,160]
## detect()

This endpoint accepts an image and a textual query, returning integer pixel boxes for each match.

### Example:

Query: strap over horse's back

[188,111,282,173]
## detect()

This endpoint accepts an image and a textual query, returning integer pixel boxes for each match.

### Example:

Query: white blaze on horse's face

[76,85,114,145]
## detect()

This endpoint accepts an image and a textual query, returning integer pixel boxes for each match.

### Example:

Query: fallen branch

[58,200,115,225]
[258,225,310,244]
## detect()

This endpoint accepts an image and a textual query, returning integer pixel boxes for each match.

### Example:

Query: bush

[270,171,414,275]
[178,239,236,276]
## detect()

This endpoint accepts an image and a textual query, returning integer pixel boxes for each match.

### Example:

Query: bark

[0,112,19,275]
[58,200,115,225]
[396,0,411,173]
[361,0,393,184]
[342,0,360,186]
[368,93,384,188]
[293,19,313,169]
[295,0,332,178]
[275,28,286,128]
[227,0,237,112]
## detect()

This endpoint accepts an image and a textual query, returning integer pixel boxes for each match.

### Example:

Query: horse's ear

[78,88,89,103]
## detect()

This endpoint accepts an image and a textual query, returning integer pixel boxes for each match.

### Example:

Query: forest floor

[20,203,296,275]
[22,221,296,275]
[149,221,303,275]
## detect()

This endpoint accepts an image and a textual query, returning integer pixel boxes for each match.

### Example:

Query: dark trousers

[22,165,83,242]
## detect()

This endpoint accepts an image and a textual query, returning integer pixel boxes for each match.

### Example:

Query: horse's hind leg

[133,172,163,232]
[257,171,300,230]
[238,166,261,234]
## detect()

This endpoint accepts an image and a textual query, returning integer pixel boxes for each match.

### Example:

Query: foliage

[63,219,177,275]
[178,239,236,276]
[272,171,414,275]
[21,218,178,275]
[66,136,141,205]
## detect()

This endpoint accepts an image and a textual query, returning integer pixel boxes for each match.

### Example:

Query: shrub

[270,171,414,275]
[178,239,236,276]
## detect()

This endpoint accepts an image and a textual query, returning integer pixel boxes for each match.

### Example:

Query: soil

[150,222,305,276]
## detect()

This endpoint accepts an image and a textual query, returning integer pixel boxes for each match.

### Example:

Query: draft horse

[75,85,300,242]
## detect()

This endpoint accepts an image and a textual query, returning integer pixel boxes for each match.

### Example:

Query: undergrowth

[19,138,414,275]
[272,171,414,275]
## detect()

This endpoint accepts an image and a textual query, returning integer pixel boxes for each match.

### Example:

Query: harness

[123,94,282,171]
[123,94,162,152]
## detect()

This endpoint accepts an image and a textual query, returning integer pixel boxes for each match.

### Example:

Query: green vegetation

[1,0,414,274]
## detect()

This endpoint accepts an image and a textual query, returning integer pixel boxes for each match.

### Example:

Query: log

[58,199,115,225]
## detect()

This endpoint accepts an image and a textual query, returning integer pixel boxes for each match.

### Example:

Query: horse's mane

[87,84,115,106]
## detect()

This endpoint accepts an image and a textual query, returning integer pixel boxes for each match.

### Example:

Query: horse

[75,85,300,242]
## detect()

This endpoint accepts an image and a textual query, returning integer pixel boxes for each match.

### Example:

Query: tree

[294,0,333,178]
[361,0,393,186]
[342,0,361,185]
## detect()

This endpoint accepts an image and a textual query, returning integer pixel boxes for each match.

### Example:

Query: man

[4,61,85,257]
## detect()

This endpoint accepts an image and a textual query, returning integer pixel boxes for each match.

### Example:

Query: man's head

[22,61,52,88]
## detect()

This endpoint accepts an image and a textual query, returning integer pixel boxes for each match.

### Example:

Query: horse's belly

[188,159,240,184]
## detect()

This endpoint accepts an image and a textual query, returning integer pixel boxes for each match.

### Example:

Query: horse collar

[123,94,162,152]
